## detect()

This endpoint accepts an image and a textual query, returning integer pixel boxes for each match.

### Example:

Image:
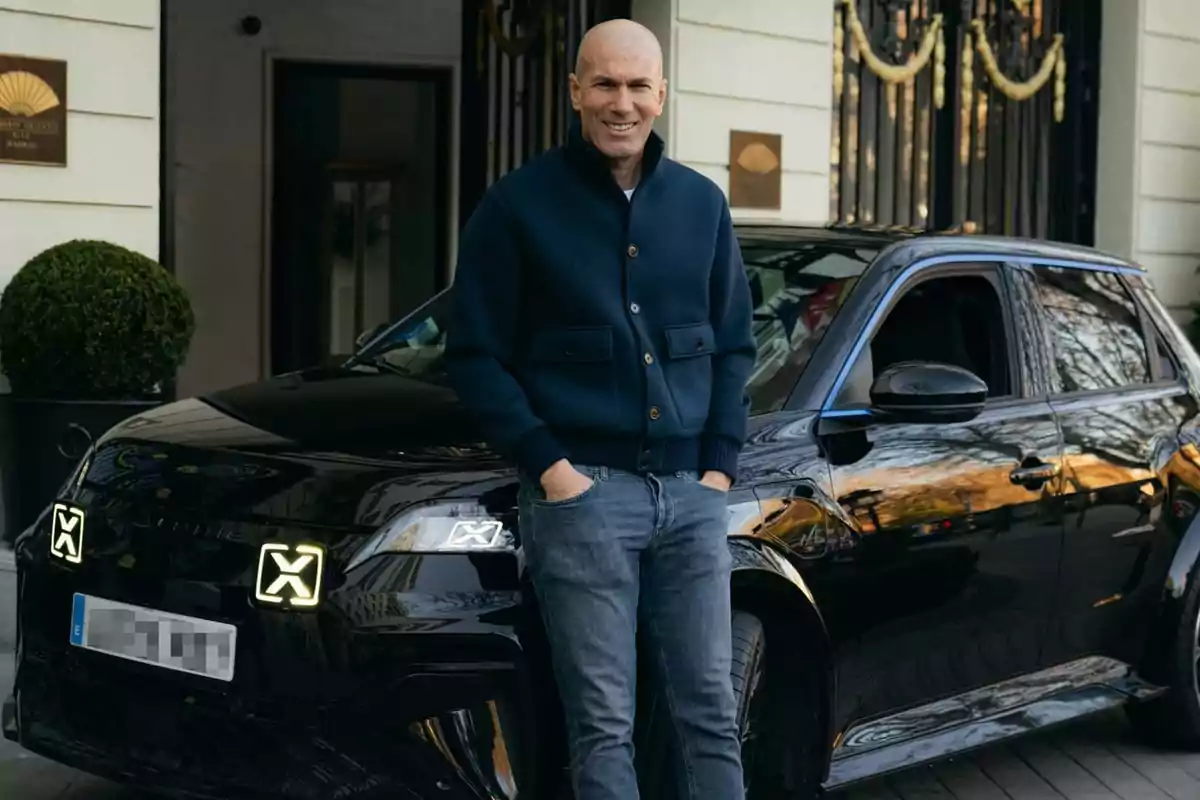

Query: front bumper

[4,554,562,800]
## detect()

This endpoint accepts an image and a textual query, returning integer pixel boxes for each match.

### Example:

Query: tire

[1127,558,1200,750]
[635,610,825,799]
[732,610,769,789]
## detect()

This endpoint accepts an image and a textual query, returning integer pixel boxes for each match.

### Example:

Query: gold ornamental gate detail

[830,0,1098,245]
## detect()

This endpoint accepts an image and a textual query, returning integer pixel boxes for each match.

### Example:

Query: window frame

[824,260,1026,414]
[815,252,1156,420]
[1126,276,1200,393]
[1126,276,1182,386]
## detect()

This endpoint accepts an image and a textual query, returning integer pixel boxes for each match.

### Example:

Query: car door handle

[1010,462,1060,486]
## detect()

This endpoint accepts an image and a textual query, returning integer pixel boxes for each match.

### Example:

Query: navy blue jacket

[444,122,756,482]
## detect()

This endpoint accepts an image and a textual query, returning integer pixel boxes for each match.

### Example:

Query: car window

[832,269,1014,409]
[1154,327,1178,381]
[1031,266,1151,394]
[742,239,878,414]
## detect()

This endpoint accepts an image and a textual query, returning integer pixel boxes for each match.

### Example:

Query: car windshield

[346,234,879,412]
[740,236,877,412]
[345,289,453,382]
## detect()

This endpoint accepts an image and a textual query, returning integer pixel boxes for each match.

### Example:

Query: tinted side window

[1153,325,1178,381]
[832,270,1013,408]
[1032,266,1150,394]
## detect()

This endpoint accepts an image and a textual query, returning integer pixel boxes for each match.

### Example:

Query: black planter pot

[1,396,160,544]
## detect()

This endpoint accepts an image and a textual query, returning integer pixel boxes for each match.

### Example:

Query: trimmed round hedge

[0,239,195,399]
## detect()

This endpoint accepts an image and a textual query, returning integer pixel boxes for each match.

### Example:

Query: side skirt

[823,656,1166,791]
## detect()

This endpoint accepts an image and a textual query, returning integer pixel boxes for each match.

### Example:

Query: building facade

[0,0,161,401]
[0,0,1196,398]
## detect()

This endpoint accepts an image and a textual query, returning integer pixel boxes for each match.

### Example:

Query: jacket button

[696,339,704,349]
[628,244,638,258]
[630,302,640,314]
[644,352,654,365]
[649,406,660,420]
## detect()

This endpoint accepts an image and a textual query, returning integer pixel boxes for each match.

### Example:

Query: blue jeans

[518,465,745,800]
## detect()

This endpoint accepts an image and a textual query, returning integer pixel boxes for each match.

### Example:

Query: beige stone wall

[634,0,834,225]
[1097,0,1200,321]
[0,1,161,293]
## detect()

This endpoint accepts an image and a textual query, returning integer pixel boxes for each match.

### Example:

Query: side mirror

[869,361,987,424]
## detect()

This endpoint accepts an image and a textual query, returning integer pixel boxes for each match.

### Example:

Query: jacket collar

[564,115,666,190]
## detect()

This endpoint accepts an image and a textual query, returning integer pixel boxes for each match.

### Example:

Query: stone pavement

[3,546,1200,798]
[0,547,139,797]
[832,712,1200,800]
[0,553,115,796]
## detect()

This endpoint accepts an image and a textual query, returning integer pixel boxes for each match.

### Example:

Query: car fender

[728,536,836,773]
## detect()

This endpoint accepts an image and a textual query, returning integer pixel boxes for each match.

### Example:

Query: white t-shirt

[624,188,635,201]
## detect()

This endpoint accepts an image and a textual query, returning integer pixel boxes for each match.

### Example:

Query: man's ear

[568,73,582,111]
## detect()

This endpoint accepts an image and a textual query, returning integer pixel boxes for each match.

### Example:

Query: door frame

[261,49,460,378]
[817,259,1069,724]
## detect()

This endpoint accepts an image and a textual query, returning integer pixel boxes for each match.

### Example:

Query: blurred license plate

[69,593,236,682]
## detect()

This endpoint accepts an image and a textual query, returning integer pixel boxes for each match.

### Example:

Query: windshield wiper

[347,352,410,376]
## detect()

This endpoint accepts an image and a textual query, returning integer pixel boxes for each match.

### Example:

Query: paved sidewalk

[0,648,136,798]
[832,711,1200,800]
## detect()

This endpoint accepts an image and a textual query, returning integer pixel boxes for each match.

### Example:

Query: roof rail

[828,221,990,235]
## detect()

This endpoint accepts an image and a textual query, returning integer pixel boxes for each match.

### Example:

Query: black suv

[7,224,1200,799]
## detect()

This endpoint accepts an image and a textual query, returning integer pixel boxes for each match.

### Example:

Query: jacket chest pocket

[525,326,617,428]
[530,326,614,363]
[662,322,715,428]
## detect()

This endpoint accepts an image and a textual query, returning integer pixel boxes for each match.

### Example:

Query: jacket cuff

[515,425,569,481]
[699,434,743,484]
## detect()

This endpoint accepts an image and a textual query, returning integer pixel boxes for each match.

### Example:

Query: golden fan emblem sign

[729,130,783,211]
[0,54,68,167]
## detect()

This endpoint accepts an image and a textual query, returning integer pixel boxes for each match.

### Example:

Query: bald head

[569,19,668,177]
[574,19,663,80]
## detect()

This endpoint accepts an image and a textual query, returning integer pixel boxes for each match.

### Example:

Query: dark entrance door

[830,0,1100,245]
[269,61,453,375]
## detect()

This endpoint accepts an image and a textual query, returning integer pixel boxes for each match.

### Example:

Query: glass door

[324,166,401,359]
[270,61,451,374]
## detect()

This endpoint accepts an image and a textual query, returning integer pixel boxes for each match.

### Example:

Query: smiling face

[569,21,667,165]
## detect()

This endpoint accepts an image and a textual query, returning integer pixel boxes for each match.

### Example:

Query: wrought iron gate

[459,0,631,224]
[830,0,1100,244]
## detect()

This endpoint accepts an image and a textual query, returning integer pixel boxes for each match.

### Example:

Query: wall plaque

[0,54,67,167]
[729,130,781,210]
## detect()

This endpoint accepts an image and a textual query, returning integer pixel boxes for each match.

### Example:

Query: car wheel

[635,609,824,799]
[1127,559,1200,749]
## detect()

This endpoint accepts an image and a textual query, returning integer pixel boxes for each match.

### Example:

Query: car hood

[204,367,481,451]
[79,368,513,531]
[95,367,487,454]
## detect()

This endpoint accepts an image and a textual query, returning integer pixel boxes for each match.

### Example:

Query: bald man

[445,19,754,799]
